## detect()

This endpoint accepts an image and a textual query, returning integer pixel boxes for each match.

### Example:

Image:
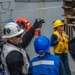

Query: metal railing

[0,0,13,32]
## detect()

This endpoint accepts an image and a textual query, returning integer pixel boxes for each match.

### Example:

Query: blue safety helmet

[34,35,51,54]
[8,19,14,23]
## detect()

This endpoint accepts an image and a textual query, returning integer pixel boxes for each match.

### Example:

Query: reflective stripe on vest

[32,60,54,66]
[30,54,60,75]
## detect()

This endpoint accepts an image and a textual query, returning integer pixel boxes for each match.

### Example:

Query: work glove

[32,18,45,29]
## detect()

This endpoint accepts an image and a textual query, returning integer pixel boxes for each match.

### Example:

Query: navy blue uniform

[51,34,71,75]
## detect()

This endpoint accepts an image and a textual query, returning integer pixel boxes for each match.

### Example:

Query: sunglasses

[16,33,22,38]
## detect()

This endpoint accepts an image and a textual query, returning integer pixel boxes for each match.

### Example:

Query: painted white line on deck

[14,6,61,12]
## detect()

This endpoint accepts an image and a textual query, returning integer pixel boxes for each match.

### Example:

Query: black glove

[32,18,45,29]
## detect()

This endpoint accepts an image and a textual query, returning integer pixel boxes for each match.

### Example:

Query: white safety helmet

[2,22,24,38]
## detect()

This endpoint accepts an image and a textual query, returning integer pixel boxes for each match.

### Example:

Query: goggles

[16,33,22,38]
